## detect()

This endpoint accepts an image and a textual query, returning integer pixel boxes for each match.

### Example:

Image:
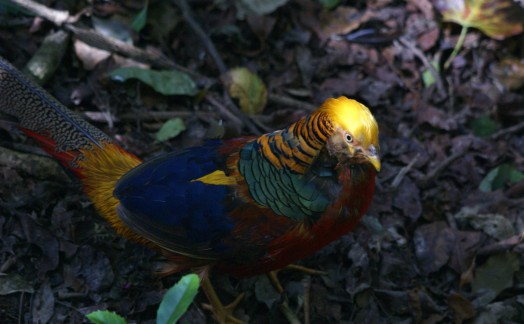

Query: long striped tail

[0,56,144,242]
[0,56,116,171]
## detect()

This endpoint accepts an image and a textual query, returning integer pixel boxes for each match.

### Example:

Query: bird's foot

[201,277,245,324]
[268,264,326,294]
[267,264,323,323]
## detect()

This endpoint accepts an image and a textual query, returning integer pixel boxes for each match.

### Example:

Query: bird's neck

[255,111,335,174]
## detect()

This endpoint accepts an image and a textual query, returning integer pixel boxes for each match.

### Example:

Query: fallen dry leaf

[222,67,268,115]
[433,0,524,40]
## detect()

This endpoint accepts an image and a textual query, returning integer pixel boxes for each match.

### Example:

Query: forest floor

[1,0,523,323]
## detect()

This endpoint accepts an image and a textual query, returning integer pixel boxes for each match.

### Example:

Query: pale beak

[366,145,381,172]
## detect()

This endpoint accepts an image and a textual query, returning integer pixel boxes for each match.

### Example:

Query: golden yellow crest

[319,97,379,149]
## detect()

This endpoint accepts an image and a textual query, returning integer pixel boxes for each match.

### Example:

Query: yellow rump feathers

[192,170,237,186]
[77,144,148,244]
[319,97,379,149]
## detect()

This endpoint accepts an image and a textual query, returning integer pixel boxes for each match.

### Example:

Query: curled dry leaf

[433,0,524,40]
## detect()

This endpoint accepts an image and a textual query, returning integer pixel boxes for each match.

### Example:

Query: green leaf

[221,67,267,115]
[470,116,497,137]
[319,0,342,10]
[508,168,524,183]
[155,118,186,143]
[479,164,524,192]
[86,310,126,324]
[110,67,198,96]
[157,274,200,324]
[235,0,289,17]
[472,252,520,304]
[422,60,440,88]
[131,1,148,32]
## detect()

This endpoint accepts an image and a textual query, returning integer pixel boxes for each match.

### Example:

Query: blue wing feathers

[114,141,234,249]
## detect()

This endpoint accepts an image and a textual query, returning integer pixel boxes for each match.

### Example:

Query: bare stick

[7,0,69,25]
[173,0,227,74]
[7,0,211,83]
[303,276,311,324]
[490,121,524,140]
[477,232,524,256]
[173,0,261,135]
[269,93,317,112]
[391,153,420,188]
[205,94,243,127]
[397,37,446,98]
[418,149,468,186]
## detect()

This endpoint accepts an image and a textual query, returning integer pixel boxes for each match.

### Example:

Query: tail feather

[0,56,111,168]
[0,56,146,244]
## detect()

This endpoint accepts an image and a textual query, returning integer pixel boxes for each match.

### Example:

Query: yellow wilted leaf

[433,0,524,40]
[222,67,268,115]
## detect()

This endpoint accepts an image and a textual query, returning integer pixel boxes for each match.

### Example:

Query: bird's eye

[345,134,353,143]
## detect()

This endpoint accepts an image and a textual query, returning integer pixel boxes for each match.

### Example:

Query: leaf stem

[444,25,469,69]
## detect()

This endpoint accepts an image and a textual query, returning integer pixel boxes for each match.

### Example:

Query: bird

[0,56,380,323]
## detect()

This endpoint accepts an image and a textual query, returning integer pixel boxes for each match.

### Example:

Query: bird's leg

[267,271,284,294]
[267,265,325,323]
[266,271,301,324]
[286,264,326,276]
[267,264,326,294]
[200,276,245,324]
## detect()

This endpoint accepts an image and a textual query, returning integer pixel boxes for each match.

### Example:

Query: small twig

[509,197,524,208]
[7,0,212,84]
[447,75,455,112]
[66,25,173,68]
[57,291,88,300]
[477,232,524,256]
[397,37,446,98]
[173,0,227,74]
[0,255,17,273]
[268,93,317,112]
[303,276,311,324]
[68,24,212,82]
[18,292,24,324]
[205,94,243,127]
[250,116,273,133]
[222,94,262,135]
[418,149,468,186]
[102,110,208,122]
[173,0,261,135]
[490,121,524,140]
[391,153,420,188]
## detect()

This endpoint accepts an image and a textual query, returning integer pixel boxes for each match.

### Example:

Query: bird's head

[319,97,380,172]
